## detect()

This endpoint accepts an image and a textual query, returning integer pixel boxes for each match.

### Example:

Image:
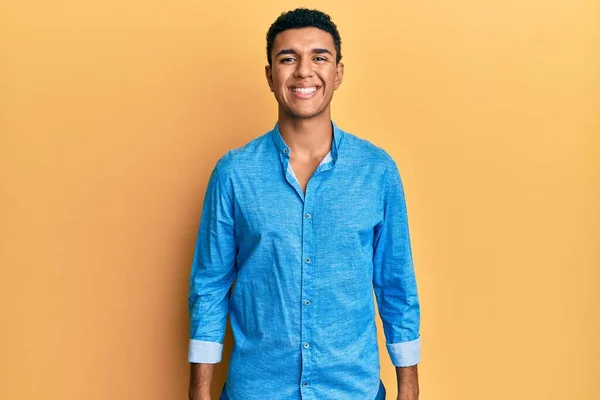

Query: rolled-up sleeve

[188,159,237,363]
[372,160,421,367]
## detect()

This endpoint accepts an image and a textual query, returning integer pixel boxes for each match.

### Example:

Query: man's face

[266,27,344,120]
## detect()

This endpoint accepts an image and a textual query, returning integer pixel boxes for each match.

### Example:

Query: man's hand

[396,365,419,400]
[189,363,215,400]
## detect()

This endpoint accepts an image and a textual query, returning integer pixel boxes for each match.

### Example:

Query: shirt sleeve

[372,160,421,367]
[188,161,237,363]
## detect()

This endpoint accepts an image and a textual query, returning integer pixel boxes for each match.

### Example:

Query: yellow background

[1,0,598,399]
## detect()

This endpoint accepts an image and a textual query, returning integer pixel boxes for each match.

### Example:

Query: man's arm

[396,365,419,400]
[188,158,237,399]
[189,363,215,400]
[373,159,421,400]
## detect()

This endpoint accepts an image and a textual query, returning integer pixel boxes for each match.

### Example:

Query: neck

[277,110,333,161]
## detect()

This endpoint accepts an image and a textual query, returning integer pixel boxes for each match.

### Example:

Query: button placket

[300,188,315,394]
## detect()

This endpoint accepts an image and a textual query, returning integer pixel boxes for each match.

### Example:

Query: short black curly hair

[266,8,342,66]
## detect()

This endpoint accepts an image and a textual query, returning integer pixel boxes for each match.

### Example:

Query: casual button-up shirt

[188,121,421,400]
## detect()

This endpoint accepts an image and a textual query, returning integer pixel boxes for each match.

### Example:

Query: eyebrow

[275,48,333,58]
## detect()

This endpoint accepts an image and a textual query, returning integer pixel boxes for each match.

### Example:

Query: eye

[314,56,327,62]
[281,57,296,63]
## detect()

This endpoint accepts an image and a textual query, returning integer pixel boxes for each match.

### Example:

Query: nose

[294,57,314,79]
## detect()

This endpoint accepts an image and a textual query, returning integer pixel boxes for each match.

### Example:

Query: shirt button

[305,213,311,219]
[283,148,288,154]
[305,258,311,264]
[304,342,310,348]
[302,382,308,387]
[304,300,311,305]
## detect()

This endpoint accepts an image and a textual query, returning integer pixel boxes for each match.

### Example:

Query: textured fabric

[188,121,420,400]
[219,379,386,400]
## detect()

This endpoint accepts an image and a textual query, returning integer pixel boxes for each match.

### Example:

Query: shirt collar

[270,120,343,165]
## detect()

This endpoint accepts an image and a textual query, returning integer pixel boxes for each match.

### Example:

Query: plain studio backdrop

[1,1,598,399]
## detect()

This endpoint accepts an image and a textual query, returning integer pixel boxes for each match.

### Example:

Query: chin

[284,106,327,120]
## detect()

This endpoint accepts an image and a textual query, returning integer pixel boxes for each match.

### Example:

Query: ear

[265,65,274,92]
[334,62,344,90]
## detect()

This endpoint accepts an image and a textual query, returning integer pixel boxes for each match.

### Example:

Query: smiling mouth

[291,86,319,94]
[289,86,321,99]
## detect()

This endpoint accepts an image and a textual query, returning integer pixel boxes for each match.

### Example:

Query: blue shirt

[188,121,421,400]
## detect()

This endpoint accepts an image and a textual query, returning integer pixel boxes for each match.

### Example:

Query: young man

[188,8,420,400]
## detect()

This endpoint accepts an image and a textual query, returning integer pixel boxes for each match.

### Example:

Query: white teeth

[292,87,317,94]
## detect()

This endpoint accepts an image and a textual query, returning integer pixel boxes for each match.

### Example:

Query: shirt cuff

[386,336,421,367]
[188,339,223,363]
